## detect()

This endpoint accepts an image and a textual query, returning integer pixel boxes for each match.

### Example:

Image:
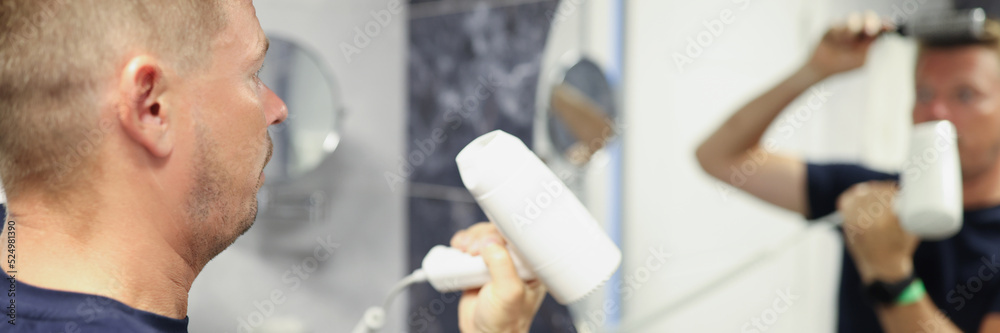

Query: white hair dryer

[831,120,963,240]
[353,130,621,333]
[895,120,963,239]
[423,130,622,303]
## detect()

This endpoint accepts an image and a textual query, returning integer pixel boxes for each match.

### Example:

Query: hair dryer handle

[420,245,536,293]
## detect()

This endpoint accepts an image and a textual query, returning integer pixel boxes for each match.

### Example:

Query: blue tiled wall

[405,1,576,332]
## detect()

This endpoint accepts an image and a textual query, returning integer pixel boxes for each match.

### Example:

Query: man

[0,1,544,332]
[697,11,1000,333]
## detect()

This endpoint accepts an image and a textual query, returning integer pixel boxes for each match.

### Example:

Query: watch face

[866,275,916,305]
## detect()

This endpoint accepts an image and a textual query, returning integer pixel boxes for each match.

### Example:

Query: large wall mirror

[535,51,622,332]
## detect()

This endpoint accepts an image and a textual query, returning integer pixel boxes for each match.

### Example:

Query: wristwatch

[864,273,925,306]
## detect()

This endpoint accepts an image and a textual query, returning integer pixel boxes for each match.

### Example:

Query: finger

[464,222,497,240]
[828,25,850,43]
[464,223,506,256]
[525,280,548,316]
[458,289,480,333]
[481,242,525,305]
[863,10,881,37]
[451,230,469,249]
[837,182,869,212]
[452,222,494,251]
[524,279,547,303]
[847,12,864,38]
[867,180,899,192]
[468,235,503,256]
[882,17,898,33]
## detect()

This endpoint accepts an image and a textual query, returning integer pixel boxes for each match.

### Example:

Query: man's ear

[118,56,172,158]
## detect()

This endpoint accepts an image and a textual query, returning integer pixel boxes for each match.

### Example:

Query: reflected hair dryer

[830,120,963,240]
[895,120,963,239]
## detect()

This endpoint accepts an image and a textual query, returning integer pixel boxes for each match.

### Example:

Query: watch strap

[865,273,920,306]
[894,278,926,306]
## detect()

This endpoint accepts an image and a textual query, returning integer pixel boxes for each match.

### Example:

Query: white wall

[620,0,925,331]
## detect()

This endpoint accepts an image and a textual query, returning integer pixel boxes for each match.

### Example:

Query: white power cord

[617,214,843,332]
[352,269,428,333]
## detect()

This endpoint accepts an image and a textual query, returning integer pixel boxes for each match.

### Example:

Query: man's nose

[914,98,954,125]
[264,85,289,126]
[928,99,951,121]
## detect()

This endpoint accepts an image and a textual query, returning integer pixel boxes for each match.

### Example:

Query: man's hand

[805,11,892,79]
[450,223,546,333]
[837,181,920,284]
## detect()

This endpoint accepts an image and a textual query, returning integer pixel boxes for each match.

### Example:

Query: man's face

[179,1,287,259]
[913,45,1000,179]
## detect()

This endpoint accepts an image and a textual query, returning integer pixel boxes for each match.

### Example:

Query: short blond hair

[0,0,225,199]
[917,18,1000,59]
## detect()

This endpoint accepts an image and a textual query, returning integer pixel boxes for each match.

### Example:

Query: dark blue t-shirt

[1,268,188,332]
[807,163,1000,333]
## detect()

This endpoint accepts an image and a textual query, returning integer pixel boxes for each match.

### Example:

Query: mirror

[260,34,344,184]
[542,56,618,166]
[533,54,622,332]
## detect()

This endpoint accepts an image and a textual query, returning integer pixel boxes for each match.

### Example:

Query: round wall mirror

[542,56,618,166]
[260,34,344,184]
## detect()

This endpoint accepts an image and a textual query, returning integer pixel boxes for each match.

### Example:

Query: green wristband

[895,279,926,306]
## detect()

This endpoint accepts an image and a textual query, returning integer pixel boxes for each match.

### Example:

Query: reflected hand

[806,11,892,79]
[450,222,546,333]
[837,181,919,284]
